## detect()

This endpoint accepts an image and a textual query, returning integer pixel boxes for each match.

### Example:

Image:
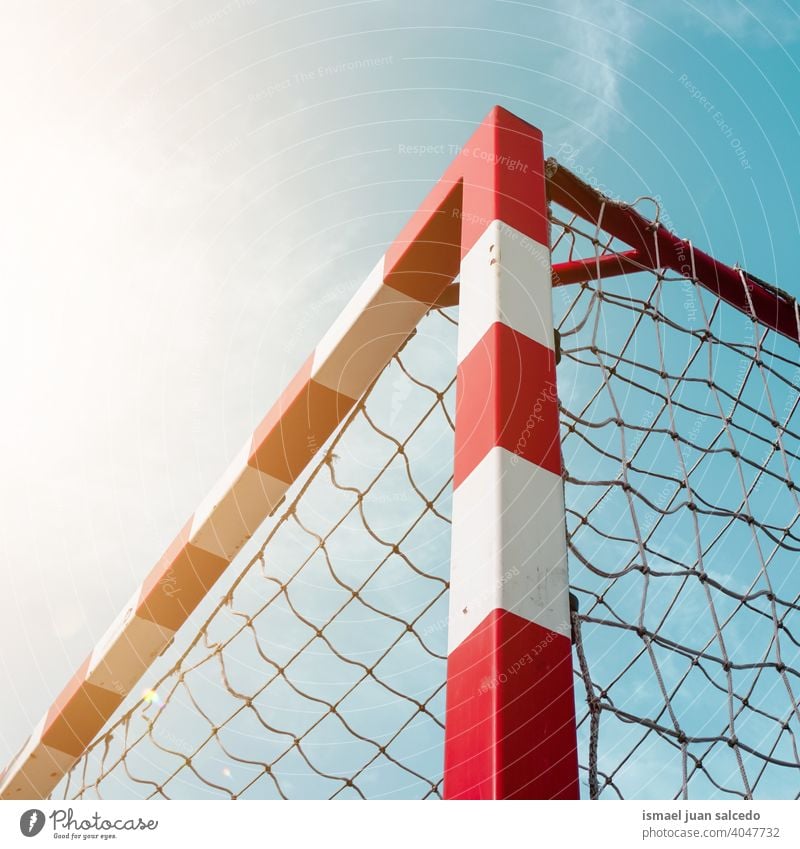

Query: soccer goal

[2,107,798,801]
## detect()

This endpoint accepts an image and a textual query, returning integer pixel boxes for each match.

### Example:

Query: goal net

[57,304,459,801]
[2,108,798,801]
[549,170,800,801]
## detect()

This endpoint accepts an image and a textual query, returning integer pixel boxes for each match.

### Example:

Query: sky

[2,0,800,789]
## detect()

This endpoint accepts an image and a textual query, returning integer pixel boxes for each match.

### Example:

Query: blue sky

[2,0,800,791]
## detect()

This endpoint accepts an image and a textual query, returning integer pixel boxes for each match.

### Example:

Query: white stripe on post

[448,445,571,653]
[456,220,554,360]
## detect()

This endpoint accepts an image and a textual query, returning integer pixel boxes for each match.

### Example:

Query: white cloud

[534,0,642,145]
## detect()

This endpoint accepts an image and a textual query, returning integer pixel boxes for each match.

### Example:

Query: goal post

[2,106,799,802]
[443,117,578,799]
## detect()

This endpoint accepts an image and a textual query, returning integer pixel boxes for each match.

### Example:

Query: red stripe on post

[42,656,124,758]
[454,322,561,489]
[248,356,354,483]
[455,106,548,254]
[384,180,463,304]
[444,608,579,800]
[136,520,229,632]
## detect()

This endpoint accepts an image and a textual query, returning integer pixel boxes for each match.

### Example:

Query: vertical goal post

[1,106,798,801]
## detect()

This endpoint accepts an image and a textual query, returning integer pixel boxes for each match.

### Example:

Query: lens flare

[142,688,161,707]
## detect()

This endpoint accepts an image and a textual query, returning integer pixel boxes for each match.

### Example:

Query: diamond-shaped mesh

[552,195,800,800]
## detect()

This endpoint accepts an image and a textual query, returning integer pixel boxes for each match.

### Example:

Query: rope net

[58,305,458,801]
[552,190,800,800]
[53,169,800,801]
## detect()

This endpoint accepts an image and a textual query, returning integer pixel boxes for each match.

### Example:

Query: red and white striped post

[443,109,579,799]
